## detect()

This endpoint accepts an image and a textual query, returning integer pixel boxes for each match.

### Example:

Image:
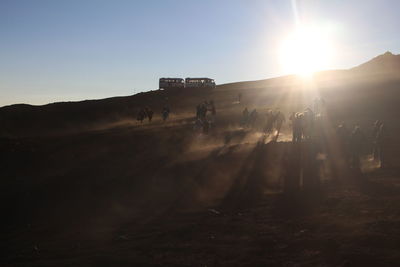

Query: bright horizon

[1,0,400,107]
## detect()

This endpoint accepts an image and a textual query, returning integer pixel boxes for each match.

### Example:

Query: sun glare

[279,25,334,77]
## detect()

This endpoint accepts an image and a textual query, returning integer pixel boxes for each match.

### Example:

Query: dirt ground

[2,73,400,266]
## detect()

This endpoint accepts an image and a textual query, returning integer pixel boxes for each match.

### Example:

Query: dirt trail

[2,113,400,266]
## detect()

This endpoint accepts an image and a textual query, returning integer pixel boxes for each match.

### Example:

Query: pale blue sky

[1,0,399,106]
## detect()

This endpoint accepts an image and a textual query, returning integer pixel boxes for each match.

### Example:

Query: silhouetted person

[197,102,207,120]
[210,100,216,115]
[313,97,325,115]
[162,106,170,122]
[196,104,201,119]
[249,109,258,128]
[292,113,303,142]
[337,122,350,144]
[349,126,366,171]
[374,123,387,168]
[238,93,242,103]
[303,108,314,140]
[274,111,286,138]
[372,120,382,141]
[336,122,350,164]
[137,108,146,123]
[145,107,153,122]
[337,122,350,143]
[209,100,216,123]
[289,112,295,124]
[314,114,325,144]
[371,120,383,158]
[264,110,274,134]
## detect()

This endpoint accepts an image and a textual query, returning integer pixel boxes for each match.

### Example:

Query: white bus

[159,78,185,89]
[185,77,216,88]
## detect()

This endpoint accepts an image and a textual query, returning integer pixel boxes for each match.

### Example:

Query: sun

[279,25,334,77]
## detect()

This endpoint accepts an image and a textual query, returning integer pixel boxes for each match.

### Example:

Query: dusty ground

[2,103,400,267]
[2,69,400,266]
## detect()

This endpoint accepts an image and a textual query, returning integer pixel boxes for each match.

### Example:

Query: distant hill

[352,51,400,74]
[221,51,400,91]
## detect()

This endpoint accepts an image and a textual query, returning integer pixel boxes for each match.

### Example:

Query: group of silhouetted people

[238,102,389,185]
[241,107,258,128]
[336,123,366,170]
[289,108,315,142]
[137,107,153,123]
[241,108,286,138]
[136,106,170,123]
[194,100,217,134]
[288,106,388,171]
[336,120,387,171]
[265,110,286,136]
[196,101,216,120]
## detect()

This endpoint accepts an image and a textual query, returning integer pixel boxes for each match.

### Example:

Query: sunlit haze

[279,25,334,76]
[1,0,400,106]
[3,1,400,265]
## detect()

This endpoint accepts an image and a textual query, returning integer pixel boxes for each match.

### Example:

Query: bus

[185,78,216,89]
[159,78,185,89]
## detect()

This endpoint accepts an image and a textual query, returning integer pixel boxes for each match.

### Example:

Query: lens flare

[279,25,334,77]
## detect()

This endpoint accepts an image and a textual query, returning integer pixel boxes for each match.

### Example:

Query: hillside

[2,52,400,266]
[352,51,400,74]
[1,52,400,137]
[0,52,400,136]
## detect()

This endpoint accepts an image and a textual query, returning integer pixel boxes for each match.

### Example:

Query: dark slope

[0,92,158,136]
[0,88,213,136]
[2,52,400,266]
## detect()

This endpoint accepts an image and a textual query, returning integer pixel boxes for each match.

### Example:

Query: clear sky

[1,0,400,106]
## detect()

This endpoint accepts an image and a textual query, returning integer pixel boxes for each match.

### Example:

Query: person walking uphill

[292,113,303,142]
[249,109,259,128]
[145,107,153,122]
[162,106,170,122]
[274,111,286,139]
[264,110,274,135]
[209,100,216,123]
[137,108,146,123]
[349,126,366,172]
[374,123,387,168]
[371,120,382,141]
